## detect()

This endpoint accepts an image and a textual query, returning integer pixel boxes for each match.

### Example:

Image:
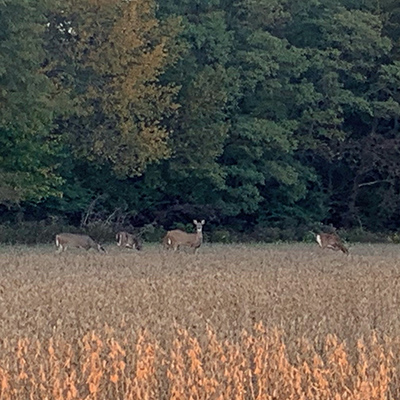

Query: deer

[55,233,107,253]
[116,231,142,250]
[163,220,205,253]
[315,232,349,254]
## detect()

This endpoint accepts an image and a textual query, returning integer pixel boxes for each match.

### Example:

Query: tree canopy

[2,0,400,236]
[0,0,67,203]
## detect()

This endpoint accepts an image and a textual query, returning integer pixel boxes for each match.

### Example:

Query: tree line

[1,0,400,240]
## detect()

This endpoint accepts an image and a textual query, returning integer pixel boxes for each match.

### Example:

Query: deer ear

[201,220,205,225]
[193,220,198,224]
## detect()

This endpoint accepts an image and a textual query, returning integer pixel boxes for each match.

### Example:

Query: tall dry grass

[0,243,399,398]
[0,326,397,399]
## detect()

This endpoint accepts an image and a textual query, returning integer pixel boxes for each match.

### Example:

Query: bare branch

[358,180,391,188]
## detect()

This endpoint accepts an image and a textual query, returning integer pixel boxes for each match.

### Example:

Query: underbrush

[0,220,393,245]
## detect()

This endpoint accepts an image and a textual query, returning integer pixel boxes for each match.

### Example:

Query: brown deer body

[316,233,349,254]
[55,233,107,253]
[116,231,142,250]
[163,220,205,253]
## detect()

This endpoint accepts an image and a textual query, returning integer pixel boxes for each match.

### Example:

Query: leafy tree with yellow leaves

[45,0,182,177]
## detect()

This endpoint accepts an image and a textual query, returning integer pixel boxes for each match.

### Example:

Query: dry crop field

[0,242,400,399]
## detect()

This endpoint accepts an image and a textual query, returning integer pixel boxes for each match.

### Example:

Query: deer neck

[194,231,203,245]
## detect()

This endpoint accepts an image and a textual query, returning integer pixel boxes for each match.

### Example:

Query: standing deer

[163,220,205,253]
[315,232,349,254]
[55,233,107,253]
[116,231,142,250]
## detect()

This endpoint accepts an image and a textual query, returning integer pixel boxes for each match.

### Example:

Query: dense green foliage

[2,0,400,239]
[0,0,67,203]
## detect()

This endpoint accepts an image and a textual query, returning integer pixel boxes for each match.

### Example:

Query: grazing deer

[316,232,349,254]
[163,220,205,253]
[116,231,142,250]
[55,233,107,253]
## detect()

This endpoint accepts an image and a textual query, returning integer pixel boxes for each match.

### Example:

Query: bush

[0,221,80,245]
[85,221,115,243]
[0,220,115,245]
[251,226,281,242]
[339,228,389,244]
[210,229,232,243]
[140,223,166,243]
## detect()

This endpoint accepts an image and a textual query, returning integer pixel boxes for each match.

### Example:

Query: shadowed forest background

[2,0,400,243]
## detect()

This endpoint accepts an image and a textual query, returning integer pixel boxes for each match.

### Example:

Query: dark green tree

[215,0,318,226]
[285,0,400,229]
[134,0,240,224]
[0,0,67,204]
